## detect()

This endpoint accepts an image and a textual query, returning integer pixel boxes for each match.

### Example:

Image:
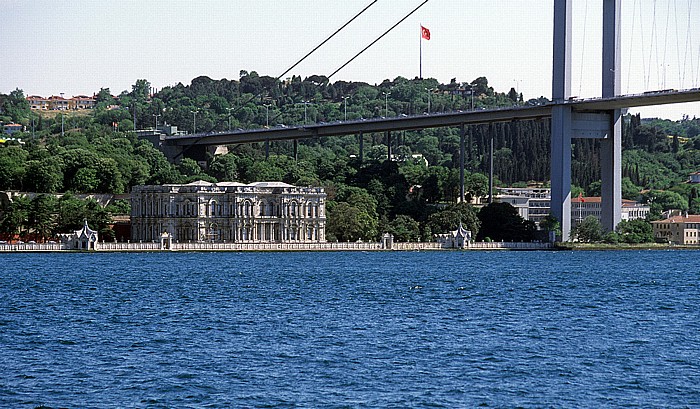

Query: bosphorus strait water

[1,250,699,408]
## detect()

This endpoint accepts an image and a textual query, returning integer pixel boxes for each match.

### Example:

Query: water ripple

[0,251,699,407]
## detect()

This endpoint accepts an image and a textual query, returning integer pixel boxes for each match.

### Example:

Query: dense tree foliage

[571,216,605,243]
[476,202,537,242]
[1,73,700,242]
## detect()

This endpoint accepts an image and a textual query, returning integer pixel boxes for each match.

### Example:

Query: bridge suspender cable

[578,0,588,96]
[277,0,379,82]
[175,1,379,158]
[226,0,378,119]
[264,0,430,125]
[328,0,430,79]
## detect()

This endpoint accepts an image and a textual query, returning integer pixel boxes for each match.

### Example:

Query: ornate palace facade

[131,181,326,243]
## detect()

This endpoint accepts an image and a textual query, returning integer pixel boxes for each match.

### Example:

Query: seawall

[0,241,553,252]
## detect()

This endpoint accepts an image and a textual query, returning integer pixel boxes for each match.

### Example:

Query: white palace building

[131,181,326,243]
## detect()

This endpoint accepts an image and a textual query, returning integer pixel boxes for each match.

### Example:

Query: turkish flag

[421,25,430,40]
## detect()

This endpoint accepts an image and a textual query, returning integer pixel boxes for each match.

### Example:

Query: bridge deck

[166,89,700,146]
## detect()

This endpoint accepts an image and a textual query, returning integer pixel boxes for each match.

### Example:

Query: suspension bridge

[158,0,700,241]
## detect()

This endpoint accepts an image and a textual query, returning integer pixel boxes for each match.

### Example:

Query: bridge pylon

[551,0,622,241]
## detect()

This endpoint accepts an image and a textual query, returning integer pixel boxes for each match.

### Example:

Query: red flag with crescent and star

[421,25,430,40]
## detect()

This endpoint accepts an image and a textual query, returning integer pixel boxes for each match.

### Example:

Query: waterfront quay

[0,240,552,252]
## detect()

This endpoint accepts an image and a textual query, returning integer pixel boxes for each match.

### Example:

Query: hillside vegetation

[1,73,699,241]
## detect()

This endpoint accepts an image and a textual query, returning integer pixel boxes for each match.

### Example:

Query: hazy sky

[2,0,699,119]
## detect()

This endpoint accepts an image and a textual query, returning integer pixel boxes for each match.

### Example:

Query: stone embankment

[0,241,553,252]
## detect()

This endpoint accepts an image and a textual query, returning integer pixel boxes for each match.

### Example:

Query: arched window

[244,201,252,217]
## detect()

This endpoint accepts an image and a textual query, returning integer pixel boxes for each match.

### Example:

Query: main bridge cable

[174,0,379,159]
[266,0,430,126]
[328,0,430,79]
[217,0,377,125]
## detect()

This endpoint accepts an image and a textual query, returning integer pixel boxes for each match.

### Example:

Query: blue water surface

[1,250,699,408]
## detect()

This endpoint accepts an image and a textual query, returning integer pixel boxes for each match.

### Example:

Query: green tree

[208,153,239,181]
[326,201,378,242]
[615,219,653,243]
[571,216,604,243]
[644,190,689,218]
[28,194,57,241]
[178,158,203,177]
[0,195,30,239]
[386,215,421,242]
[0,145,28,190]
[106,199,131,215]
[55,194,87,233]
[2,89,31,121]
[539,214,561,242]
[476,202,536,241]
[465,173,489,202]
[23,158,64,193]
[425,203,480,239]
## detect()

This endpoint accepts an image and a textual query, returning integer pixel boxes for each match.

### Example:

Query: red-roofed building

[2,123,24,134]
[71,95,96,110]
[571,196,650,227]
[27,95,97,110]
[497,188,651,228]
[26,95,49,110]
[47,95,70,110]
[652,215,700,245]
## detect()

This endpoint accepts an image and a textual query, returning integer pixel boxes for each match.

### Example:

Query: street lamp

[191,109,199,134]
[513,79,522,104]
[263,103,272,127]
[466,85,475,110]
[60,92,65,136]
[342,96,350,121]
[382,92,391,117]
[301,100,311,124]
[226,107,234,130]
[153,113,160,130]
[425,88,435,114]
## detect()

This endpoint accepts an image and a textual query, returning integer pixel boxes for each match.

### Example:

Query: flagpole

[419,24,423,79]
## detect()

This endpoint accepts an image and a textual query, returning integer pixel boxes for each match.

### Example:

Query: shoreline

[2,241,698,252]
[0,241,554,252]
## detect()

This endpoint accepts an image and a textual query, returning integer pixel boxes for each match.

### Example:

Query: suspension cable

[639,1,649,89]
[674,0,682,86]
[328,0,430,79]
[662,0,671,89]
[682,0,694,88]
[232,0,379,116]
[278,0,379,83]
[626,0,638,93]
[176,1,379,158]
[219,1,376,123]
[648,0,659,89]
[578,0,588,96]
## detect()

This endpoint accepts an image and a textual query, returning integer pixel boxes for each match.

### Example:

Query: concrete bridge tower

[551,0,622,241]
